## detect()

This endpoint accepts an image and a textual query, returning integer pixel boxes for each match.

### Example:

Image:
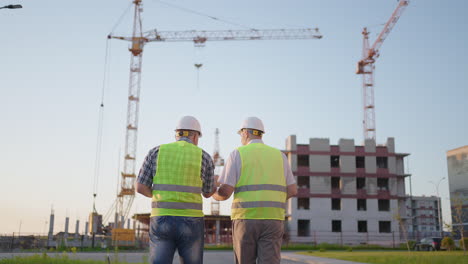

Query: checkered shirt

[137,137,215,194]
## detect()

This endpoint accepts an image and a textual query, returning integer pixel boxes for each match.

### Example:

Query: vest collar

[247,139,264,144]
[177,137,193,144]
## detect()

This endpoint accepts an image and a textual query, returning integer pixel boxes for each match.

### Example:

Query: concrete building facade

[447,146,468,234]
[405,195,441,239]
[284,136,409,245]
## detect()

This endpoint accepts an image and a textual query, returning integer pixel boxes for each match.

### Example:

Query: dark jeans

[149,216,204,264]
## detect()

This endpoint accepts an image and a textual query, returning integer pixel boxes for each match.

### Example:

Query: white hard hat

[239,117,265,133]
[175,116,202,137]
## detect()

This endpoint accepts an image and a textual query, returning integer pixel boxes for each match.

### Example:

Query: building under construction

[284,135,410,245]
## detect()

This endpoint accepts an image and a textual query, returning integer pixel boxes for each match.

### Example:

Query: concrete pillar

[215,220,220,245]
[84,221,89,238]
[114,213,119,229]
[47,210,55,247]
[74,220,80,240]
[121,216,124,229]
[64,217,69,247]
[127,218,130,229]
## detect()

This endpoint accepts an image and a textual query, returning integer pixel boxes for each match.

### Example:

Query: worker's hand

[214,175,221,187]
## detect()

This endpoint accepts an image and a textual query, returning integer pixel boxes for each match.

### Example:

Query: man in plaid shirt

[136,116,215,264]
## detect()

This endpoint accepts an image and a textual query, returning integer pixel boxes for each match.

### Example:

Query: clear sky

[1,0,467,234]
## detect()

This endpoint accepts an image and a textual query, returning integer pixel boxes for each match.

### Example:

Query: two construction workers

[136,116,297,264]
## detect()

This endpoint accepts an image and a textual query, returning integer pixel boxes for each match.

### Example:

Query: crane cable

[154,0,255,30]
[92,37,113,213]
[92,2,131,215]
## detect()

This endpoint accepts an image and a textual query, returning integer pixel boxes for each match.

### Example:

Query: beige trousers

[232,219,284,264]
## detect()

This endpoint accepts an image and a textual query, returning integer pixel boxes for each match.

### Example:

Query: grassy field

[299,251,468,264]
[0,254,108,264]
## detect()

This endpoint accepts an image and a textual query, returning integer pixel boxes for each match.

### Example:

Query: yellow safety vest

[151,141,203,217]
[231,143,287,220]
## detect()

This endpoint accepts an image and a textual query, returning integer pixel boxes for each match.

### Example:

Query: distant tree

[393,205,410,252]
[441,237,455,251]
[452,194,466,255]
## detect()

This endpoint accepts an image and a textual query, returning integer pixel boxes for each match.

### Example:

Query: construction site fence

[0,233,149,252]
[0,232,231,252]
[3,230,466,251]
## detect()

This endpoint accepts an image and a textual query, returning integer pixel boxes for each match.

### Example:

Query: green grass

[298,251,468,264]
[0,253,146,264]
[0,254,107,264]
[281,243,406,251]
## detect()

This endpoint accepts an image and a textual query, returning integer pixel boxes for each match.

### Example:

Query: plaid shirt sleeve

[137,144,215,194]
[137,146,160,187]
[201,150,215,194]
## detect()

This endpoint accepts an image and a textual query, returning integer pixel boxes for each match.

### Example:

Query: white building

[405,195,441,239]
[284,136,409,245]
[447,146,468,235]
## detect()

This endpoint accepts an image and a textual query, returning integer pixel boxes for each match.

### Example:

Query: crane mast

[356,0,408,140]
[109,0,322,225]
[114,0,144,226]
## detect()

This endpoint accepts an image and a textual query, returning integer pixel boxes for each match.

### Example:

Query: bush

[407,240,416,249]
[460,238,468,250]
[441,237,455,251]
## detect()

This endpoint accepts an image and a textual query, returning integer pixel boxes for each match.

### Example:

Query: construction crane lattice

[356,0,409,141]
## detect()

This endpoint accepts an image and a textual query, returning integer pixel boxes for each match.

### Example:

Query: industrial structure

[446,145,468,235]
[405,195,442,239]
[284,135,410,245]
[356,0,409,140]
[104,0,322,230]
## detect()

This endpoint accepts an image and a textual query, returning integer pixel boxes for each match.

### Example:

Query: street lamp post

[429,177,446,237]
[0,4,22,9]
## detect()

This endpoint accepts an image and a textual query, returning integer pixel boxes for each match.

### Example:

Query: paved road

[0,251,366,264]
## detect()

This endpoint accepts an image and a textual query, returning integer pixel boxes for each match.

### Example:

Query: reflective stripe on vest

[231,201,286,209]
[152,184,201,193]
[152,201,203,210]
[234,184,287,194]
[232,143,286,220]
[151,141,203,217]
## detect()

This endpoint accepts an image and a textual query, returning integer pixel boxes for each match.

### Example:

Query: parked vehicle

[414,237,442,251]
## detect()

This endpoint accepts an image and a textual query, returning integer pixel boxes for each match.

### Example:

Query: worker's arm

[286,183,297,199]
[213,184,235,201]
[136,182,152,198]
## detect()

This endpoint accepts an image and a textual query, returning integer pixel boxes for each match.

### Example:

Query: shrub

[319,248,326,252]
[346,247,353,252]
[407,240,416,249]
[441,237,455,251]
[460,238,468,250]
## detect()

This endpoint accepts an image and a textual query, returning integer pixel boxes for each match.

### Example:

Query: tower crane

[211,128,224,216]
[108,0,322,226]
[356,0,409,141]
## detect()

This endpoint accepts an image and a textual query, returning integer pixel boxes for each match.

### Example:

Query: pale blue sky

[1,0,466,234]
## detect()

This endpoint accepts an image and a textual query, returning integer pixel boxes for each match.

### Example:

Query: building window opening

[298,155,309,167]
[331,155,340,168]
[332,198,341,211]
[379,221,391,233]
[358,221,367,233]
[298,198,310,210]
[298,220,310,237]
[356,177,365,190]
[357,199,367,211]
[377,157,388,169]
[298,176,310,189]
[378,199,390,211]
[332,220,342,232]
[377,178,389,191]
[331,177,341,189]
[356,156,365,168]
